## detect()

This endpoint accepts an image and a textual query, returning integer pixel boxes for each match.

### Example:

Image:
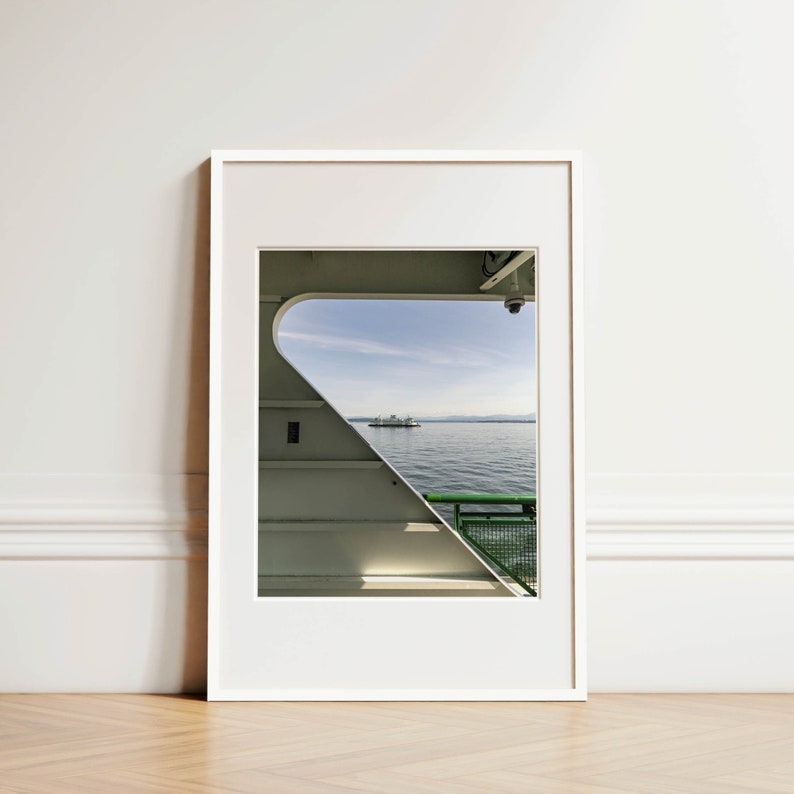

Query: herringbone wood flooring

[1,694,793,792]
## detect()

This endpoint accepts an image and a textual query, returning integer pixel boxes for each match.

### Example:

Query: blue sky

[276,299,536,417]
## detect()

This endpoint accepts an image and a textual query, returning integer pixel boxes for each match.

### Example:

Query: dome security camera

[504,291,525,315]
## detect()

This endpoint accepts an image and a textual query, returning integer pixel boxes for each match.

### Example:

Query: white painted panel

[0,474,207,693]
[0,560,207,693]
[588,560,794,693]
[587,472,794,692]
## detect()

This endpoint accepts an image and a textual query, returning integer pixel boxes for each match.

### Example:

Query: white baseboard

[586,473,794,692]
[0,474,208,693]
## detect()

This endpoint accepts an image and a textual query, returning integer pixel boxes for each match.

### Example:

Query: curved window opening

[277,298,537,512]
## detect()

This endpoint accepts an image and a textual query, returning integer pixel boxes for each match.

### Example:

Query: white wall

[1,0,792,692]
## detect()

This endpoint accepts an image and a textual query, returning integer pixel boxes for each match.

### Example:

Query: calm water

[353,422,537,517]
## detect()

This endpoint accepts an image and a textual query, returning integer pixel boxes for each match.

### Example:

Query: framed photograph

[209,151,585,699]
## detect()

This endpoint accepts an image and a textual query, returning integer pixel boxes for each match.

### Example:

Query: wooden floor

[1,695,793,793]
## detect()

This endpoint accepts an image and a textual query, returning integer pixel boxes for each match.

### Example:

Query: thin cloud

[279,330,408,357]
[279,330,505,367]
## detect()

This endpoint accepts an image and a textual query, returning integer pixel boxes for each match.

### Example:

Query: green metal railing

[424,493,537,596]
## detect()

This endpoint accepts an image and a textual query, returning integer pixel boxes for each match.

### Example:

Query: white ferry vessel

[368,414,421,428]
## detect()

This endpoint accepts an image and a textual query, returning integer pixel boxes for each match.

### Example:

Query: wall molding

[0,474,208,560]
[3,472,793,562]
[587,473,794,560]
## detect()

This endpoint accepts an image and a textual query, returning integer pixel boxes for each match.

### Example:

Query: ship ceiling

[259,250,536,302]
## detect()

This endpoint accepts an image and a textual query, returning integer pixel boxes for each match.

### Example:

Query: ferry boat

[368,414,421,428]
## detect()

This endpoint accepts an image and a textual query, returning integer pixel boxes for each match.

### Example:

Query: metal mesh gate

[424,494,538,596]
[459,517,537,596]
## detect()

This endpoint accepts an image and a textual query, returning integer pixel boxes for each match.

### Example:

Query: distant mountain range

[349,413,536,423]
[425,413,536,423]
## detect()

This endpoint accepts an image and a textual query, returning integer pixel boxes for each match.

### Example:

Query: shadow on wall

[186,160,210,476]
[177,159,210,692]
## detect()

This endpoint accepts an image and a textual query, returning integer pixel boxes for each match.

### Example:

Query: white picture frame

[209,151,585,700]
